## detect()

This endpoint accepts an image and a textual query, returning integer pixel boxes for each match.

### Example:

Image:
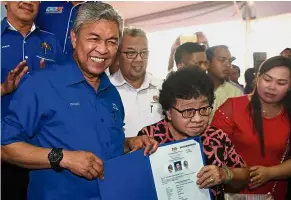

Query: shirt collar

[64,57,111,91]
[1,18,10,35]
[1,17,37,35]
[111,70,161,89]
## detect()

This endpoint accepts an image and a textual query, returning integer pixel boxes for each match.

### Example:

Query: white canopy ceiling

[105,1,291,32]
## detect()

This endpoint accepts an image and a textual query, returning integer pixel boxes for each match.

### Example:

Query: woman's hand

[196,165,229,188]
[249,166,271,189]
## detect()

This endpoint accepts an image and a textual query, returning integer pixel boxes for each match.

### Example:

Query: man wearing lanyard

[1,2,158,200]
[1,2,63,199]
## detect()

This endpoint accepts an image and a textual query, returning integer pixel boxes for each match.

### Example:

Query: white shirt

[110,70,164,137]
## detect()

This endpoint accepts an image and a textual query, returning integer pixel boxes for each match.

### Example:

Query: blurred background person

[174,42,208,72]
[244,67,256,94]
[168,32,209,72]
[230,64,244,88]
[206,45,243,122]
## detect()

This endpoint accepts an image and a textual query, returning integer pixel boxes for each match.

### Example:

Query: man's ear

[166,110,172,121]
[3,2,8,9]
[70,30,77,49]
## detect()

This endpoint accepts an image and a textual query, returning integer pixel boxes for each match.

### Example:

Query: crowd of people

[1,1,291,200]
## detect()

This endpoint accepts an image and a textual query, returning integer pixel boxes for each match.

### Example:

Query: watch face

[49,149,63,163]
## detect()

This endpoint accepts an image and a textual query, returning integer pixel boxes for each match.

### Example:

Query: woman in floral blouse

[138,67,249,199]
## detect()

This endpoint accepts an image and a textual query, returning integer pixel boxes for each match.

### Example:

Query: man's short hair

[118,27,147,50]
[174,42,206,64]
[206,45,229,62]
[123,27,147,38]
[280,48,291,56]
[72,2,124,39]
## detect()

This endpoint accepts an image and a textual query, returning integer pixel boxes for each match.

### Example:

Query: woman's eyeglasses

[171,106,213,118]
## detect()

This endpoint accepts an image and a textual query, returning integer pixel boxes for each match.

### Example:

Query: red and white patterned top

[138,119,246,199]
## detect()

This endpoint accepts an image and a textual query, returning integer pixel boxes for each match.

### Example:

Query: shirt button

[100,119,104,122]
[24,56,28,59]
[70,20,73,23]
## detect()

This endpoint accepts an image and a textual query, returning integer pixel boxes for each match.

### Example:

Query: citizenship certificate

[149,139,211,200]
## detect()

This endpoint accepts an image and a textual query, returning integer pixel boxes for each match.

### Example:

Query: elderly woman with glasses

[138,67,249,200]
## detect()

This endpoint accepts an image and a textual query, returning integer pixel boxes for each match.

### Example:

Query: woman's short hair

[159,67,214,115]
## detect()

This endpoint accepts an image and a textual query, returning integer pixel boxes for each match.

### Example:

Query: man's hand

[60,150,104,180]
[125,135,159,156]
[249,166,271,189]
[1,60,29,96]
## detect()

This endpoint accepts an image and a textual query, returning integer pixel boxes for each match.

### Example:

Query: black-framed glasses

[119,50,149,59]
[172,106,213,118]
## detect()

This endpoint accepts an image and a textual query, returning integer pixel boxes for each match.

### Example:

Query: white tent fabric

[121,1,291,32]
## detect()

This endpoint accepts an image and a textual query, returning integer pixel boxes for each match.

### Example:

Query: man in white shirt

[110,27,164,137]
[206,45,243,122]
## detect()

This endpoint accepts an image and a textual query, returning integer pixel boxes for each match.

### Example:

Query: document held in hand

[98,137,212,200]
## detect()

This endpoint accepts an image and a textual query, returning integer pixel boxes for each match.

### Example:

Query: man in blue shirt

[1,2,158,200]
[1,1,64,116]
[35,1,83,60]
[1,1,64,199]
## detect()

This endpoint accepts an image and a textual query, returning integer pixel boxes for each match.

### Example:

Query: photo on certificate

[168,164,174,173]
[174,161,182,172]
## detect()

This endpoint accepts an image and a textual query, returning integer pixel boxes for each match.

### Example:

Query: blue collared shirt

[1,59,125,200]
[35,2,83,59]
[1,17,64,118]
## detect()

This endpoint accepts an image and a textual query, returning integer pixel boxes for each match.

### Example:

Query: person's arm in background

[167,37,180,72]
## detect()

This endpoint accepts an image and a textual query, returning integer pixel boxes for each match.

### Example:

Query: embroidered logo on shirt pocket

[69,102,80,106]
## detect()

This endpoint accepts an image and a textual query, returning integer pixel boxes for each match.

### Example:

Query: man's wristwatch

[48,148,64,171]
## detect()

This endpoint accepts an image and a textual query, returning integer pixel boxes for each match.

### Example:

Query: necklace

[261,106,283,118]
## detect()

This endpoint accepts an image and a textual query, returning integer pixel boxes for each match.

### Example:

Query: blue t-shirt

[2,59,125,200]
[1,17,64,118]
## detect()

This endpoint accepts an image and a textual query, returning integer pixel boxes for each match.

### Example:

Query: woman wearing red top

[212,56,291,200]
[138,67,249,200]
